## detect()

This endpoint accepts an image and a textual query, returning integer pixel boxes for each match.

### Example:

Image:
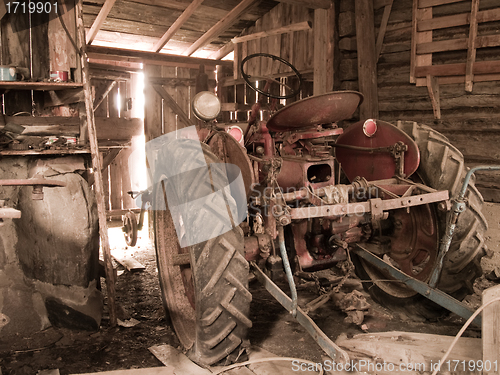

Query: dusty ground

[1,203,499,375]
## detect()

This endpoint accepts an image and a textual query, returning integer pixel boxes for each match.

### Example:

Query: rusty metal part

[283,127,344,145]
[353,244,481,326]
[277,157,335,190]
[207,131,255,198]
[289,221,347,271]
[266,91,363,131]
[251,261,350,363]
[0,207,21,219]
[289,191,449,220]
[0,177,66,200]
[335,120,420,182]
[0,178,66,187]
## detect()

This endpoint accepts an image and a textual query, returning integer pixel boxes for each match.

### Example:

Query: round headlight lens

[192,91,221,121]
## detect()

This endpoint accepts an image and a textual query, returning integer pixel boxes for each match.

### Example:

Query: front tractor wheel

[353,121,488,319]
[153,140,251,366]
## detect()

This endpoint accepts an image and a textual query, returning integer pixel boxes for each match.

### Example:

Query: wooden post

[483,284,500,374]
[76,0,117,327]
[355,0,379,120]
[313,5,334,95]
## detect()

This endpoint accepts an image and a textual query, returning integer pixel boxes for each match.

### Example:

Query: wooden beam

[86,0,117,45]
[76,0,117,327]
[411,0,432,84]
[153,0,205,52]
[182,0,257,57]
[151,84,191,128]
[375,0,393,62]
[418,0,462,8]
[209,42,234,60]
[232,21,312,44]
[93,80,117,111]
[276,0,332,9]
[418,8,500,32]
[88,148,122,186]
[87,45,232,68]
[313,6,334,95]
[415,60,500,77]
[426,75,441,119]
[355,0,379,119]
[465,0,479,92]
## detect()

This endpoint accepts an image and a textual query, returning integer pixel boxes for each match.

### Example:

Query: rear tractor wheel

[153,139,252,366]
[353,121,488,319]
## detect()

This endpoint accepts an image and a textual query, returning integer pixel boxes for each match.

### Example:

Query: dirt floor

[1,202,500,375]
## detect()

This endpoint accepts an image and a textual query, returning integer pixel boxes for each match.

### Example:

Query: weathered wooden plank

[426,75,441,119]
[152,84,191,128]
[410,0,432,83]
[375,0,393,61]
[148,345,211,375]
[77,0,117,327]
[87,46,232,68]
[144,65,163,142]
[418,0,462,8]
[210,42,234,60]
[415,60,500,77]
[96,118,143,141]
[416,38,467,54]
[313,6,334,95]
[76,367,174,375]
[111,249,145,271]
[232,21,311,43]
[355,0,379,119]
[153,0,205,52]
[183,0,258,56]
[86,0,117,44]
[418,8,500,32]
[109,158,122,210]
[275,0,332,9]
[465,0,479,92]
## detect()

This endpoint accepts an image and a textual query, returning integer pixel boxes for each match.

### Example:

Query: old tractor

[151,54,488,366]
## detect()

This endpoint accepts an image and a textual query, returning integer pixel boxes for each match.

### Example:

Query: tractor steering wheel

[240,53,302,99]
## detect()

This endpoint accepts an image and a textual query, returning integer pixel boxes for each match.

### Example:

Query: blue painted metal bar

[250,262,350,363]
[277,225,298,317]
[429,165,500,287]
[353,244,482,326]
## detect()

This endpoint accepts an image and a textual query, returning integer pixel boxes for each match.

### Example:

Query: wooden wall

[218,2,320,123]
[92,72,143,213]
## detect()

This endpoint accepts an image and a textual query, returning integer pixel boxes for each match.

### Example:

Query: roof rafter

[86,0,117,45]
[153,0,206,53]
[182,0,257,57]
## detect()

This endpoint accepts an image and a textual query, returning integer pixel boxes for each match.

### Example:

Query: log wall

[342,0,500,200]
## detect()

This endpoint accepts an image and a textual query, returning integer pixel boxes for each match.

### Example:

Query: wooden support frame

[151,84,191,128]
[411,0,500,117]
[375,0,393,62]
[87,46,232,69]
[86,0,117,45]
[313,6,334,95]
[232,21,311,43]
[77,0,118,326]
[153,0,205,52]
[465,0,479,92]
[355,0,379,119]
[182,0,257,57]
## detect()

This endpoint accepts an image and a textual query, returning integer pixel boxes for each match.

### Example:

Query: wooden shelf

[0,81,83,91]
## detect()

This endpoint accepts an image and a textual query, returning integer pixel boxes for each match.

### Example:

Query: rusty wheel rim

[361,202,439,298]
[154,177,196,349]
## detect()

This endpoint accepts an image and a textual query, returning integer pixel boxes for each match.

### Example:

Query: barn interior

[1,0,500,374]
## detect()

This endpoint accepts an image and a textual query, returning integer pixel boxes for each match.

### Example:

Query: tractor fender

[335,119,420,182]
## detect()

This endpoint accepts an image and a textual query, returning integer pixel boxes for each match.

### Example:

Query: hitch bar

[352,244,481,327]
[250,262,350,363]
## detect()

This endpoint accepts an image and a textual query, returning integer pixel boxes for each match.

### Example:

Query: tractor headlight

[192,91,221,121]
